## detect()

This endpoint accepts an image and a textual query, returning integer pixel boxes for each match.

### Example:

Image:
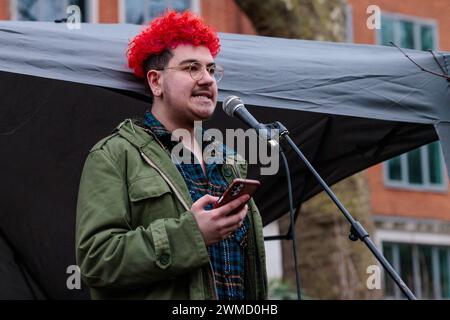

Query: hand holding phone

[213,178,261,210]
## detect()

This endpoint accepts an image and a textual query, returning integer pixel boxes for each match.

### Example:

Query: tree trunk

[234,0,347,41]
[234,0,382,299]
[279,172,381,299]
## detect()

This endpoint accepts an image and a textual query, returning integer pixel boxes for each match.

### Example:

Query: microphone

[222,96,279,147]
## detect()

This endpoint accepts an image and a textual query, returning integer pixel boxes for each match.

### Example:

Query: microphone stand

[263,121,417,300]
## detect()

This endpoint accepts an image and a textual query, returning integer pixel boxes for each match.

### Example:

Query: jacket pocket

[129,175,171,202]
[128,175,178,226]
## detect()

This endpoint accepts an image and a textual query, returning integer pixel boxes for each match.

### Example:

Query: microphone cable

[279,145,303,300]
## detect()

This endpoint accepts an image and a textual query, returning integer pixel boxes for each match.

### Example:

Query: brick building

[347,0,450,300]
[0,0,256,33]
[1,0,449,299]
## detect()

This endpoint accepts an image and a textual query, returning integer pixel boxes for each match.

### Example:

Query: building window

[378,14,445,191]
[13,0,89,22]
[384,142,447,191]
[123,0,195,25]
[378,13,437,50]
[383,242,450,299]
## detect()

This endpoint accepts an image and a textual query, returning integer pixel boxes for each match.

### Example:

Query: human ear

[147,70,162,97]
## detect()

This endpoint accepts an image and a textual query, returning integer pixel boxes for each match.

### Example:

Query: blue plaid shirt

[143,111,249,300]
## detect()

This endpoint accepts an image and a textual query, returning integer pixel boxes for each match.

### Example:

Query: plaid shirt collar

[143,111,217,151]
[143,111,237,167]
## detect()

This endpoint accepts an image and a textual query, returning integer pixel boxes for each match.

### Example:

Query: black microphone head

[222,96,243,117]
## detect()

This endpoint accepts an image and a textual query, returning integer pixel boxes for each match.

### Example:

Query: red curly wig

[127,10,221,78]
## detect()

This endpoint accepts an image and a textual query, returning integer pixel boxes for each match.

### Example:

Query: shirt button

[159,254,170,265]
[223,166,232,177]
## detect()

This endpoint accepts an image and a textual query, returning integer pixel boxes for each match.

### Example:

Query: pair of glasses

[158,61,224,82]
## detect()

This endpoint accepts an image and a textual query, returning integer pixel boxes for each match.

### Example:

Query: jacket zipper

[139,149,219,299]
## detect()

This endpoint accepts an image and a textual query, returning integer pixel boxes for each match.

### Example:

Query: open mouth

[191,91,213,103]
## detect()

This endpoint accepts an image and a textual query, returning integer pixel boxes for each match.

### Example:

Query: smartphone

[213,178,261,209]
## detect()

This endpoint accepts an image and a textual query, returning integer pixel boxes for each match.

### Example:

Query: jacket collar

[115,118,249,193]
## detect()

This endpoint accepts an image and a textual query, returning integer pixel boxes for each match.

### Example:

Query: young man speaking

[76,11,267,300]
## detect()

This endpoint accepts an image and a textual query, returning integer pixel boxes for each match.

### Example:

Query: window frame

[376,11,439,51]
[381,241,450,299]
[376,226,450,300]
[10,0,98,23]
[383,143,448,192]
[118,0,200,24]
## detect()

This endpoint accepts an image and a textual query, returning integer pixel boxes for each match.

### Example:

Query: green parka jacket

[75,119,268,299]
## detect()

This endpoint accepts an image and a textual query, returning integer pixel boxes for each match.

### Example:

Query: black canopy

[0,21,449,299]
